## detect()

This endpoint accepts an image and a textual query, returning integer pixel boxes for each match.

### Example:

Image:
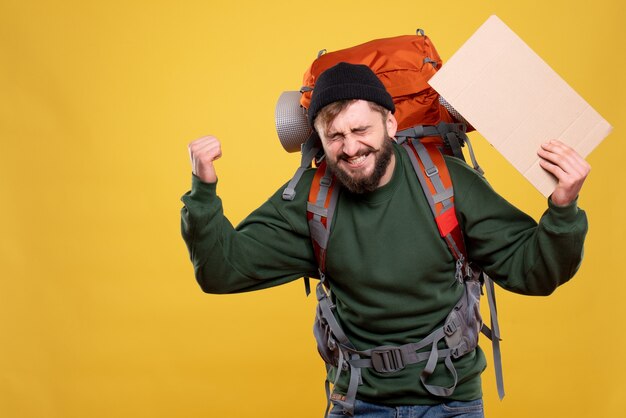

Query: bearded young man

[181,63,589,417]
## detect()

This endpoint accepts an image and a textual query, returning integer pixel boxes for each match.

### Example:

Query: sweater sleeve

[180,174,318,294]
[448,158,588,296]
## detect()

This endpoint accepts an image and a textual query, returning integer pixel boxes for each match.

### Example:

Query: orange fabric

[307,161,335,225]
[436,208,459,238]
[404,140,454,216]
[300,34,446,131]
[308,161,335,271]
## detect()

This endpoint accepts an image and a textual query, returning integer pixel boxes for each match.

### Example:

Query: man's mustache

[339,145,378,160]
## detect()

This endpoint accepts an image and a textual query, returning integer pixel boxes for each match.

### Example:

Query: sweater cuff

[546,195,580,225]
[187,174,217,202]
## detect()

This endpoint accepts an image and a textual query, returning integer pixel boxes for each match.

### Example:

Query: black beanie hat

[308,62,395,127]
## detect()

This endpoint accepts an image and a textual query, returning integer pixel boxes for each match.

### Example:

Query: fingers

[537,140,591,206]
[188,135,222,183]
[189,136,222,163]
[538,140,590,178]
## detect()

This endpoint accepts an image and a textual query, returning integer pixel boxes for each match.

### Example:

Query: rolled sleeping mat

[275,91,312,153]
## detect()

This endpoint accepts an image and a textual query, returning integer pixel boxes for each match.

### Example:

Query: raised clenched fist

[188,135,222,184]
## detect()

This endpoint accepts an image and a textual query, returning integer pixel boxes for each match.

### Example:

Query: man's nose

[342,135,360,156]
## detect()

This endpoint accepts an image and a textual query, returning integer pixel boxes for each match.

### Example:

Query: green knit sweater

[180,143,587,405]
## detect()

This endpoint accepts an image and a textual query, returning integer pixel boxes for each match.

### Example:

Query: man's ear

[386,112,398,138]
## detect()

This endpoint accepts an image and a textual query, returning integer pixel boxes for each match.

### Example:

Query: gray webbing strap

[308,165,334,256]
[309,220,329,252]
[315,166,333,209]
[445,234,467,278]
[446,132,463,161]
[282,135,321,201]
[434,188,454,203]
[411,140,452,209]
[401,140,455,220]
[334,348,346,387]
[323,364,332,417]
[483,275,501,343]
[435,122,465,161]
[397,122,484,176]
[435,122,484,175]
[322,171,340,253]
[395,125,441,143]
[422,333,448,377]
[311,165,341,288]
[484,274,505,399]
[316,283,353,349]
[463,135,483,175]
[317,280,362,416]
[420,351,458,397]
[402,142,436,217]
[333,356,361,416]
[307,202,328,217]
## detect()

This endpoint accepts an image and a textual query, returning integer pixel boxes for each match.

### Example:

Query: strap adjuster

[425,166,439,178]
[371,347,405,373]
[444,319,459,336]
[320,176,332,187]
[451,341,469,359]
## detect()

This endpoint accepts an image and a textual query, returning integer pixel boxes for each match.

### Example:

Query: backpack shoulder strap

[307,160,340,284]
[282,133,322,201]
[401,138,468,272]
[401,136,505,399]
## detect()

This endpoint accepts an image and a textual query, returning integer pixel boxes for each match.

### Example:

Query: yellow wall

[1,0,624,417]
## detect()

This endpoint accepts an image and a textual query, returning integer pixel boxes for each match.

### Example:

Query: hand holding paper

[537,140,591,206]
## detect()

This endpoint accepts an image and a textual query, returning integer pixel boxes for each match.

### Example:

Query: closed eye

[328,133,344,142]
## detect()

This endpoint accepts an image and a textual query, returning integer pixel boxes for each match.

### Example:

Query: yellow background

[1,0,624,417]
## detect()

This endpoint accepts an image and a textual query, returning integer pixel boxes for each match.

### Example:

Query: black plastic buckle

[371,347,405,373]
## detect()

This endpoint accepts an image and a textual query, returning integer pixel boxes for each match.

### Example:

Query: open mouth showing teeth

[344,154,369,167]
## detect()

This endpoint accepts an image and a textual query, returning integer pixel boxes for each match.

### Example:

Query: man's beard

[326,134,394,194]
